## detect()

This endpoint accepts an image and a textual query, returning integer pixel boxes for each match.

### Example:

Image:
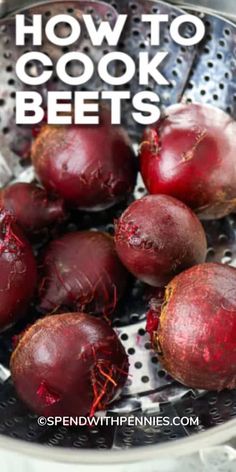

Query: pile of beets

[2,102,236,418]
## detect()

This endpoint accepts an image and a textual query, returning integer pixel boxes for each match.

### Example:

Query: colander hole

[90,428,98,434]
[204,75,210,81]
[86,7,94,14]
[44,11,51,17]
[121,333,128,341]
[83,46,90,54]
[224,250,232,257]
[217,52,223,60]
[200,90,206,96]
[138,328,145,336]
[176,58,182,64]
[219,83,224,89]
[204,46,210,54]
[133,30,140,37]
[73,440,84,447]
[209,407,218,414]
[213,94,218,101]
[3,52,11,59]
[151,356,158,364]
[133,17,141,24]
[141,376,149,383]
[219,234,228,242]
[224,399,232,407]
[219,39,225,47]
[130,3,138,11]
[4,419,14,427]
[134,362,142,369]
[144,342,151,350]
[6,65,13,73]
[8,397,16,405]
[164,37,169,44]
[3,127,9,134]
[0,99,5,106]
[207,61,213,68]
[128,348,135,355]
[172,70,178,77]
[137,186,145,194]
[139,43,146,49]
[224,28,231,36]
[226,106,232,114]
[158,370,166,378]
[152,7,159,14]
[207,248,215,256]
[67,8,74,14]
[8,79,15,86]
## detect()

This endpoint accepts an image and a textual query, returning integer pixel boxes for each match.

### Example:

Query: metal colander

[0,0,236,466]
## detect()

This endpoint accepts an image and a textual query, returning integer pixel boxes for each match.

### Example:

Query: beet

[0,210,37,331]
[31,107,137,211]
[10,312,129,417]
[140,103,236,219]
[39,231,129,316]
[114,195,207,287]
[0,183,65,236]
[151,263,236,390]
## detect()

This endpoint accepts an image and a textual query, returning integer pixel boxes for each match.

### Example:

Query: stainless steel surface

[172,0,236,21]
[0,0,236,462]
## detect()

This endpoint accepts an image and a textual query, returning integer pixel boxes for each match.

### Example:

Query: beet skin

[115,195,207,286]
[0,210,37,331]
[31,107,137,211]
[0,182,65,236]
[10,313,129,417]
[39,231,129,316]
[152,263,236,390]
[140,103,236,219]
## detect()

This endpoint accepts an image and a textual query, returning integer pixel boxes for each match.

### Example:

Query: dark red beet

[10,313,129,417]
[114,195,207,286]
[39,231,129,316]
[31,107,137,211]
[0,210,37,331]
[0,183,65,236]
[140,103,236,219]
[152,263,236,390]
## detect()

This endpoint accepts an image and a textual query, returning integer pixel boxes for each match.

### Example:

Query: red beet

[151,263,236,390]
[31,107,137,211]
[114,195,207,287]
[140,103,236,219]
[39,231,129,316]
[10,312,129,417]
[0,210,37,331]
[0,183,65,236]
